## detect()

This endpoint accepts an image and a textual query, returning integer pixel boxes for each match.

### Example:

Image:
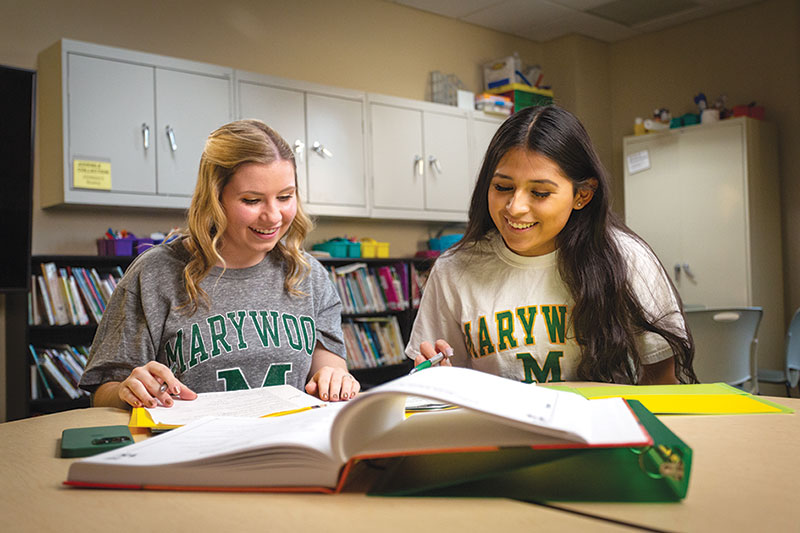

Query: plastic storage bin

[486,83,553,112]
[96,238,135,256]
[312,238,361,258]
[429,234,463,251]
[360,239,390,258]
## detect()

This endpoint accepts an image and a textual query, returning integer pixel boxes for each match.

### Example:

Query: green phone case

[61,425,134,458]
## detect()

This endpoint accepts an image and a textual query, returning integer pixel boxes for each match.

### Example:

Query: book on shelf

[65,367,691,501]
[343,316,406,369]
[28,344,90,400]
[40,262,70,325]
[28,346,54,400]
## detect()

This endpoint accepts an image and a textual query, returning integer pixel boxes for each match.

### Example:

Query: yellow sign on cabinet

[73,159,111,190]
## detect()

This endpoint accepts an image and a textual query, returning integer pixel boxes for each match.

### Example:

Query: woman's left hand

[306,344,360,401]
[305,365,360,401]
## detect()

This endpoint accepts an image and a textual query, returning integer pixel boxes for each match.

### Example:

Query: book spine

[40,350,80,399]
[36,274,56,326]
[28,345,54,399]
[47,348,81,387]
[68,275,90,325]
[41,262,69,325]
[73,268,103,323]
[58,268,78,325]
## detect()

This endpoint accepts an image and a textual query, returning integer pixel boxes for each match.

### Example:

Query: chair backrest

[785,307,800,387]
[685,307,763,390]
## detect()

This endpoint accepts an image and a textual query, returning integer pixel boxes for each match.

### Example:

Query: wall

[2,0,798,419]
[0,0,546,421]
[608,0,800,375]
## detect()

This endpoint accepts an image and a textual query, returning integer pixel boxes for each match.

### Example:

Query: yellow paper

[73,159,111,190]
[589,393,784,415]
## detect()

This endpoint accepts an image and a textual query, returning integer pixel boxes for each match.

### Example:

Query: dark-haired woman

[406,105,696,385]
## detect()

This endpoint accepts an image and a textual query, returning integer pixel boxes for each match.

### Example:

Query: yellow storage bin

[361,239,390,258]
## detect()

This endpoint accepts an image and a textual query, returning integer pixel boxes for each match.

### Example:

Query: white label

[626,150,651,175]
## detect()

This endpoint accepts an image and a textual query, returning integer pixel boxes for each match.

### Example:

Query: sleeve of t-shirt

[311,263,346,360]
[404,262,470,368]
[624,236,687,365]
[78,283,157,393]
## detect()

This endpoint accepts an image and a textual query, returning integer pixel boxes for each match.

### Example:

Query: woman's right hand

[415,340,454,367]
[118,361,197,408]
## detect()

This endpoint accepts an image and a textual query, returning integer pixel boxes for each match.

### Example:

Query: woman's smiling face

[487,147,584,257]
[218,161,297,268]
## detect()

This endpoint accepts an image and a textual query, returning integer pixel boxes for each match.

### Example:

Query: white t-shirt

[406,229,683,383]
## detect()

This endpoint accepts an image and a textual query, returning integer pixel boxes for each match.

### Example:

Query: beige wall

[2,0,799,419]
[608,0,800,329]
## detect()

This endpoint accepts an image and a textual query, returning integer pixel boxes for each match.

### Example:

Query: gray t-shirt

[80,238,345,394]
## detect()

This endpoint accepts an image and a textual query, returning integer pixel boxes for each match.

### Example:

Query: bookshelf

[5,255,430,420]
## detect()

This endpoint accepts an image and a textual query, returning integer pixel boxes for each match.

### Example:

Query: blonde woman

[82,120,359,409]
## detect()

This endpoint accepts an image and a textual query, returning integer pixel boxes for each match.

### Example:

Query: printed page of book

[69,406,347,488]
[144,385,325,426]
[330,367,650,460]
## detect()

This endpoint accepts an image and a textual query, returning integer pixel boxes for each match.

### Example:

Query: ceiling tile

[390,0,503,18]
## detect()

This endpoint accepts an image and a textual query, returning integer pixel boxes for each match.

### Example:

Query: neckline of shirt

[489,231,558,268]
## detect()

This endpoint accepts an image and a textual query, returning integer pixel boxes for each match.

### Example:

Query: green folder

[368,400,691,502]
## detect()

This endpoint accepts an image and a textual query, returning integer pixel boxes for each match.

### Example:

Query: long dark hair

[455,105,696,383]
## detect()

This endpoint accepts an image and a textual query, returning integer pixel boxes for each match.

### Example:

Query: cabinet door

[155,69,231,196]
[370,103,424,210]
[305,94,366,207]
[677,124,748,306]
[423,112,471,212]
[471,116,502,182]
[238,82,308,202]
[67,54,156,194]
[624,135,683,290]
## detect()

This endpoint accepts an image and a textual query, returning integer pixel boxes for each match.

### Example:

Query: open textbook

[128,385,326,432]
[66,367,691,500]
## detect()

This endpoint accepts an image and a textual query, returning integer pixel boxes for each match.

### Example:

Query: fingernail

[149,400,157,408]
[133,400,141,407]
[445,347,454,357]
[165,398,173,406]
[174,385,181,395]
[332,394,338,401]
[322,393,328,401]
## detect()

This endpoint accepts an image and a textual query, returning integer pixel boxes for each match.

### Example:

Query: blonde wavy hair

[176,119,312,315]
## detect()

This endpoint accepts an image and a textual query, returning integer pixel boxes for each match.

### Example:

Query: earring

[576,202,582,208]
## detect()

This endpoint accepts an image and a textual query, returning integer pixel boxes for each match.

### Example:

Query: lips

[506,217,536,230]
[250,226,280,237]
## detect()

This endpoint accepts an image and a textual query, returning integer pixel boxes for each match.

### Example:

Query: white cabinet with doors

[236,71,368,217]
[38,39,233,209]
[623,117,785,371]
[368,94,473,222]
[470,112,505,181]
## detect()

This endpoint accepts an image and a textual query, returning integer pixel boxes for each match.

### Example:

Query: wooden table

[0,407,634,533]
[1,397,797,533]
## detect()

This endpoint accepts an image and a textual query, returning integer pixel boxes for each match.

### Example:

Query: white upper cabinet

[235,72,368,217]
[470,113,505,180]
[368,94,473,221]
[39,39,233,209]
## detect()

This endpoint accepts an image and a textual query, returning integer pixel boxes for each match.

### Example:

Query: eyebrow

[240,185,296,195]
[492,172,560,187]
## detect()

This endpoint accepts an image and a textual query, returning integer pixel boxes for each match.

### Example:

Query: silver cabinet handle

[682,263,696,281]
[312,141,333,158]
[414,155,424,177]
[166,126,178,152]
[293,140,305,163]
[674,263,681,282]
[429,155,442,174]
[142,123,150,150]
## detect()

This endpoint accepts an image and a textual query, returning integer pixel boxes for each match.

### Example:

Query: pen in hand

[409,350,451,374]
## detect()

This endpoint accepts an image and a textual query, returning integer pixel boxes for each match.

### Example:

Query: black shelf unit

[5,255,431,420]
[5,255,134,420]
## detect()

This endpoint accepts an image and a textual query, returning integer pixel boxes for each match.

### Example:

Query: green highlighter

[61,425,134,458]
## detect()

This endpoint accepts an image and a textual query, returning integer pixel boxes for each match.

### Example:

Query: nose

[260,200,282,225]
[505,190,529,216]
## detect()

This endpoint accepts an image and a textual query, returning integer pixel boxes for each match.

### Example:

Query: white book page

[330,367,593,460]
[145,385,324,425]
[588,397,650,445]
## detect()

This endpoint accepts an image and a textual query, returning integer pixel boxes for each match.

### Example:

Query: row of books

[326,262,426,315]
[29,262,124,326]
[342,316,407,369]
[28,344,91,400]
